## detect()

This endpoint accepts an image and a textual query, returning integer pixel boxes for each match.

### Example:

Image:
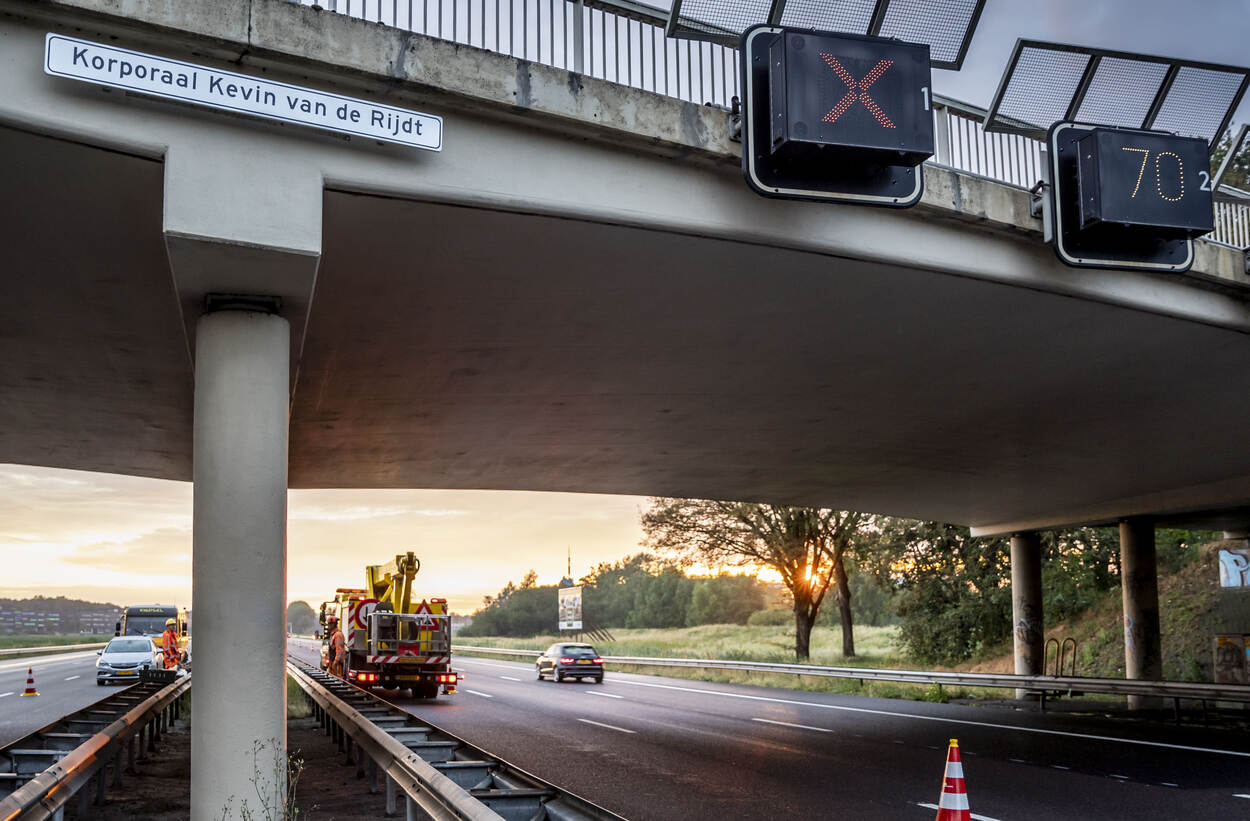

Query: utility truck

[319,552,458,697]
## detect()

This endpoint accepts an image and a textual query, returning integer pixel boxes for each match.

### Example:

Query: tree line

[463,498,1208,665]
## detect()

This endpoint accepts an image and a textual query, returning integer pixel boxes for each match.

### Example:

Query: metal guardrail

[296,0,1250,251]
[0,674,191,820]
[453,645,1250,706]
[0,644,107,658]
[287,659,625,820]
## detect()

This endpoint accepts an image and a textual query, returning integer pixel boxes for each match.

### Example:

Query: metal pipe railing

[0,675,192,820]
[292,0,1250,250]
[453,645,1250,704]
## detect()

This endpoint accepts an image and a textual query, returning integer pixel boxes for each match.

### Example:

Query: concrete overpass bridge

[2,0,1249,814]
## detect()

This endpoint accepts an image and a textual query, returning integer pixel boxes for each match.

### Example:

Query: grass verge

[287,674,313,719]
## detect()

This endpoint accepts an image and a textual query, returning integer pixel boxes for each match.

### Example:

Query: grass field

[455,624,1005,702]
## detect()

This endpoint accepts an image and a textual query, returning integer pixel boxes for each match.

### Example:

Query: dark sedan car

[536,642,604,683]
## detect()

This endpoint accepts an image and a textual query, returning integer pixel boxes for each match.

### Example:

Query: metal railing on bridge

[295,0,1250,250]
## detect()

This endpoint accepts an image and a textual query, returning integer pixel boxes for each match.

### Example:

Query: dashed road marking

[0,692,12,698]
[1160,782,1178,787]
[499,676,521,682]
[586,691,624,699]
[1110,774,1130,780]
[64,675,80,681]
[752,717,832,733]
[464,689,493,698]
[576,718,635,734]
[1009,758,1027,764]
[916,802,1004,821]
[1050,765,1070,770]
[610,679,1250,758]
[1233,794,1250,799]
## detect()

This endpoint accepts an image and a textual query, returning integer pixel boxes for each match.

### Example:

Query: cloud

[61,526,191,575]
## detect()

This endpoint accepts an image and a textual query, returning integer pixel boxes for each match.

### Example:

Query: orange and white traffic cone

[934,738,970,820]
[20,667,39,697]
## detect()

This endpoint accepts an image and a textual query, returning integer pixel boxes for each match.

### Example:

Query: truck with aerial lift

[319,551,458,697]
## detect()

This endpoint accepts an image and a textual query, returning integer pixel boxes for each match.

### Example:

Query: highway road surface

[0,649,120,747]
[290,639,1250,821]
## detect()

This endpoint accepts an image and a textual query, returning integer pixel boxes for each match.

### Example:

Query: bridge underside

[3,125,1250,533]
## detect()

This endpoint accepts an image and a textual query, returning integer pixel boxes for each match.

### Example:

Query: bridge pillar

[1010,531,1044,699]
[191,308,290,819]
[1119,518,1162,710]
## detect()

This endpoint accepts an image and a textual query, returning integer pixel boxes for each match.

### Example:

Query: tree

[641,498,871,661]
[687,574,765,626]
[286,600,317,635]
[1211,125,1249,190]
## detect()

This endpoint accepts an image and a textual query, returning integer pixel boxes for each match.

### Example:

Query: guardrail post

[127,736,137,773]
[405,795,419,821]
[369,758,379,793]
[356,745,366,778]
[385,775,398,816]
[95,764,106,804]
[112,750,123,788]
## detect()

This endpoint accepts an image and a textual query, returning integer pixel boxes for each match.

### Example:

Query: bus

[118,604,189,661]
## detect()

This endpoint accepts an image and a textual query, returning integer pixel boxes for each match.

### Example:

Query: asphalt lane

[0,650,120,747]
[287,641,1250,820]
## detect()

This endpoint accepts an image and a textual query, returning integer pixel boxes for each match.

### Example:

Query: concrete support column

[1119,518,1162,710]
[191,309,290,820]
[1010,531,1044,699]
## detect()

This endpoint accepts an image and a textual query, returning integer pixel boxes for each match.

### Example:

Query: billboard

[558,586,582,631]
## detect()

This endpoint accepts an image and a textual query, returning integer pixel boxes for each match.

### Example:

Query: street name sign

[44,34,442,151]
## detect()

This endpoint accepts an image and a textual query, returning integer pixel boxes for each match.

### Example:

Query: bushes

[747,609,792,626]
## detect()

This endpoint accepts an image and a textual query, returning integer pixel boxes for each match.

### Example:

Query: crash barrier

[0,644,108,658]
[0,674,191,819]
[453,645,1250,712]
[287,659,625,820]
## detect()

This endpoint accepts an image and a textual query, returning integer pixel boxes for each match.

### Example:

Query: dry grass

[455,624,997,701]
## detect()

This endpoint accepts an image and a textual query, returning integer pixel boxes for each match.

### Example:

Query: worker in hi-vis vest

[328,616,346,677]
[161,618,180,669]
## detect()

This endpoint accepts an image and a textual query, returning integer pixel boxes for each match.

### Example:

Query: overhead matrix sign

[44,34,442,151]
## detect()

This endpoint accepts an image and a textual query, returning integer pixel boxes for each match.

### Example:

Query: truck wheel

[420,681,440,699]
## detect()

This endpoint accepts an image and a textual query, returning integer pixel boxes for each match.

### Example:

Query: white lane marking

[64,676,80,681]
[576,718,636,734]
[1160,782,1178,787]
[586,691,624,699]
[916,802,1003,821]
[1110,774,1130,780]
[752,717,832,733]
[610,679,1250,758]
[499,676,521,682]
[0,692,12,698]
[464,689,494,698]
[1009,758,1027,763]
[459,659,531,671]
[1050,765,1070,770]
[1233,794,1250,799]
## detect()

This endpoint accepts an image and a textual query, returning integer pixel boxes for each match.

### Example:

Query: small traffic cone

[934,738,970,820]
[20,667,39,697]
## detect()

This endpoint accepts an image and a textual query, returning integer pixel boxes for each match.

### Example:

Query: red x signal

[819,55,896,129]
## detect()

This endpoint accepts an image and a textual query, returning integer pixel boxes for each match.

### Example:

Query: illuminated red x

[819,54,896,129]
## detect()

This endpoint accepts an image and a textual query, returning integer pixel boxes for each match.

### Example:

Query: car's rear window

[106,639,151,653]
[563,646,597,658]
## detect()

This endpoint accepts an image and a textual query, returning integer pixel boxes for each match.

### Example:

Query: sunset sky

[0,464,648,613]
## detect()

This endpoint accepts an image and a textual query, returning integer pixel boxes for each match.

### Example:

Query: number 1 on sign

[921,86,930,111]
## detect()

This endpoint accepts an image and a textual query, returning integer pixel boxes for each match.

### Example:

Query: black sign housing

[742,25,933,206]
[1048,122,1214,271]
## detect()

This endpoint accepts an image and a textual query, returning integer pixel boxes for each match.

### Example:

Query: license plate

[116,670,136,676]
[398,675,422,681]
[577,660,592,664]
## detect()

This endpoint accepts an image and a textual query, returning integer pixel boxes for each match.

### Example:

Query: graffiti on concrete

[1219,549,1250,587]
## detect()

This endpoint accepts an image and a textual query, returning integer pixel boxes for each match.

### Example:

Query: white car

[96,636,162,685]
